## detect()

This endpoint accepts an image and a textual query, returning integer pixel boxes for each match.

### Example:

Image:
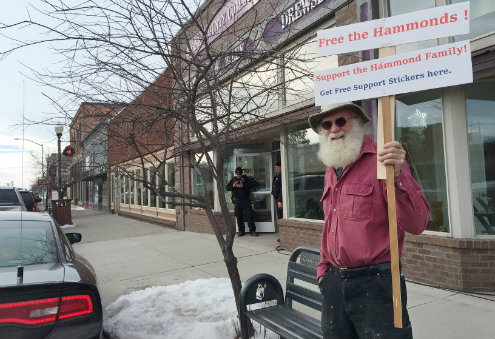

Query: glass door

[234,153,274,232]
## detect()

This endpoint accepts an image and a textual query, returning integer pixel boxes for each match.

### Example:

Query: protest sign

[317,1,469,56]
[314,40,472,106]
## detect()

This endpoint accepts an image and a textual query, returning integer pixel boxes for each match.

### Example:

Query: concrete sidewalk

[70,209,495,339]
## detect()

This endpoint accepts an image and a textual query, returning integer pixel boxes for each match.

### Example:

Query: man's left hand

[378,141,406,177]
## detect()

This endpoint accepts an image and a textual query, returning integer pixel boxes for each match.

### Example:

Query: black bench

[239,245,323,339]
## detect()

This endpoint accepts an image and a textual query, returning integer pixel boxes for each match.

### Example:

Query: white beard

[317,119,366,168]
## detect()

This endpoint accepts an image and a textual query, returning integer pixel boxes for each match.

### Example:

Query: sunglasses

[321,117,347,131]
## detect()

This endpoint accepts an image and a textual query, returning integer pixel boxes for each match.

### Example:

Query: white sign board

[317,2,469,56]
[314,40,472,106]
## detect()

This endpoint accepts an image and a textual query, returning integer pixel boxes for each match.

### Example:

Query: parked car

[289,174,325,220]
[0,212,102,338]
[0,186,27,211]
[19,190,42,212]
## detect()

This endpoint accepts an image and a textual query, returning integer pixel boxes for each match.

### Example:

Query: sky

[103,277,277,339]
[0,1,68,189]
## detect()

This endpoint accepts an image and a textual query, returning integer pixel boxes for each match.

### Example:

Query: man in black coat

[226,167,257,236]
[271,161,283,219]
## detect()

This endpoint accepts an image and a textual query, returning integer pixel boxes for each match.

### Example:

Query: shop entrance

[234,153,275,232]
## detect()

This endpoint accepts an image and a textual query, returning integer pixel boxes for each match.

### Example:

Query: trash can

[51,199,73,225]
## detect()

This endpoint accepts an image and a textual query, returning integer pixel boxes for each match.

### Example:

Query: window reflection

[452,0,495,41]
[396,91,449,232]
[166,162,176,209]
[0,221,58,267]
[388,0,436,53]
[466,79,495,235]
[192,151,214,209]
[286,125,326,220]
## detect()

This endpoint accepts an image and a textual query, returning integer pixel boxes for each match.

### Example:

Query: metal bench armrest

[239,273,284,339]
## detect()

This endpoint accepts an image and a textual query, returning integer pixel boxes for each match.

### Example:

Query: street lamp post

[54,123,64,199]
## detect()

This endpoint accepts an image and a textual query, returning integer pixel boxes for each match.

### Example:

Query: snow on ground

[103,278,278,339]
[71,205,86,210]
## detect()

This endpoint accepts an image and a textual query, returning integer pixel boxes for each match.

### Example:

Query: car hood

[0,263,64,287]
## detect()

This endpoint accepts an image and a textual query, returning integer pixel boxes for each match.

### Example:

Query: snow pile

[103,278,241,339]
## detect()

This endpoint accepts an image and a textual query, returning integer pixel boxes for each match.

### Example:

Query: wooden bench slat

[246,305,323,339]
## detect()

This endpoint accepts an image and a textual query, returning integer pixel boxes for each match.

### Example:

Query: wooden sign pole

[378,47,402,328]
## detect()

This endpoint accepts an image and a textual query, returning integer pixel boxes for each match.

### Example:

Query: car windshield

[0,189,19,204]
[0,220,58,267]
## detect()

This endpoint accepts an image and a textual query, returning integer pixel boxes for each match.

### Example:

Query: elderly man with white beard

[308,102,430,339]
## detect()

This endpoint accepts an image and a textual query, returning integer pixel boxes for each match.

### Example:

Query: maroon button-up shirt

[317,136,430,279]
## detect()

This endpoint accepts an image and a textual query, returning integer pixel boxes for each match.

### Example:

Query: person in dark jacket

[271,161,283,219]
[226,167,257,236]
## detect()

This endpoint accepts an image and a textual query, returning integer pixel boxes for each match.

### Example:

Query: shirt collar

[361,135,376,156]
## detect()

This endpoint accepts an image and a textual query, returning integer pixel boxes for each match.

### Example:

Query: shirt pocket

[340,183,374,220]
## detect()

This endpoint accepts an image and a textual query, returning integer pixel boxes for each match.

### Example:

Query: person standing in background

[226,167,257,237]
[271,161,283,220]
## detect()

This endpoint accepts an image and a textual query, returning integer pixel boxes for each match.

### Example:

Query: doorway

[234,153,275,232]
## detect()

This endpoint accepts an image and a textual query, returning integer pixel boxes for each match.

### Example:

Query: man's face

[320,109,356,140]
[317,109,366,168]
[275,166,281,174]
[235,173,242,179]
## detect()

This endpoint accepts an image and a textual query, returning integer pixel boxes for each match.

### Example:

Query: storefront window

[395,90,449,232]
[451,0,495,41]
[388,0,436,53]
[136,169,142,205]
[166,162,176,209]
[120,175,124,204]
[130,173,135,205]
[150,167,157,208]
[192,152,214,209]
[466,79,495,235]
[158,164,165,209]
[286,125,326,220]
[124,176,129,204]
[143,168,148,206]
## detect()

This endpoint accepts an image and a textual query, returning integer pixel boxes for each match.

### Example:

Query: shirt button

[331,229,335,232]
[333,208,337,212]
[335,187,339,191]
[399,182,403,186]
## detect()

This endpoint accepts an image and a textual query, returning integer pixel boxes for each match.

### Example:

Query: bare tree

[1,0,318,336]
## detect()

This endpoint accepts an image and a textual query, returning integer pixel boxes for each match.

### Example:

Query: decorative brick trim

[402,234,495,293]
[118,209,176,228]
[278,218,324,251]
[184,208,235,234]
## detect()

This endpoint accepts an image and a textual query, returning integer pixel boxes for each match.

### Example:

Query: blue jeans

[319,264,413,339]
